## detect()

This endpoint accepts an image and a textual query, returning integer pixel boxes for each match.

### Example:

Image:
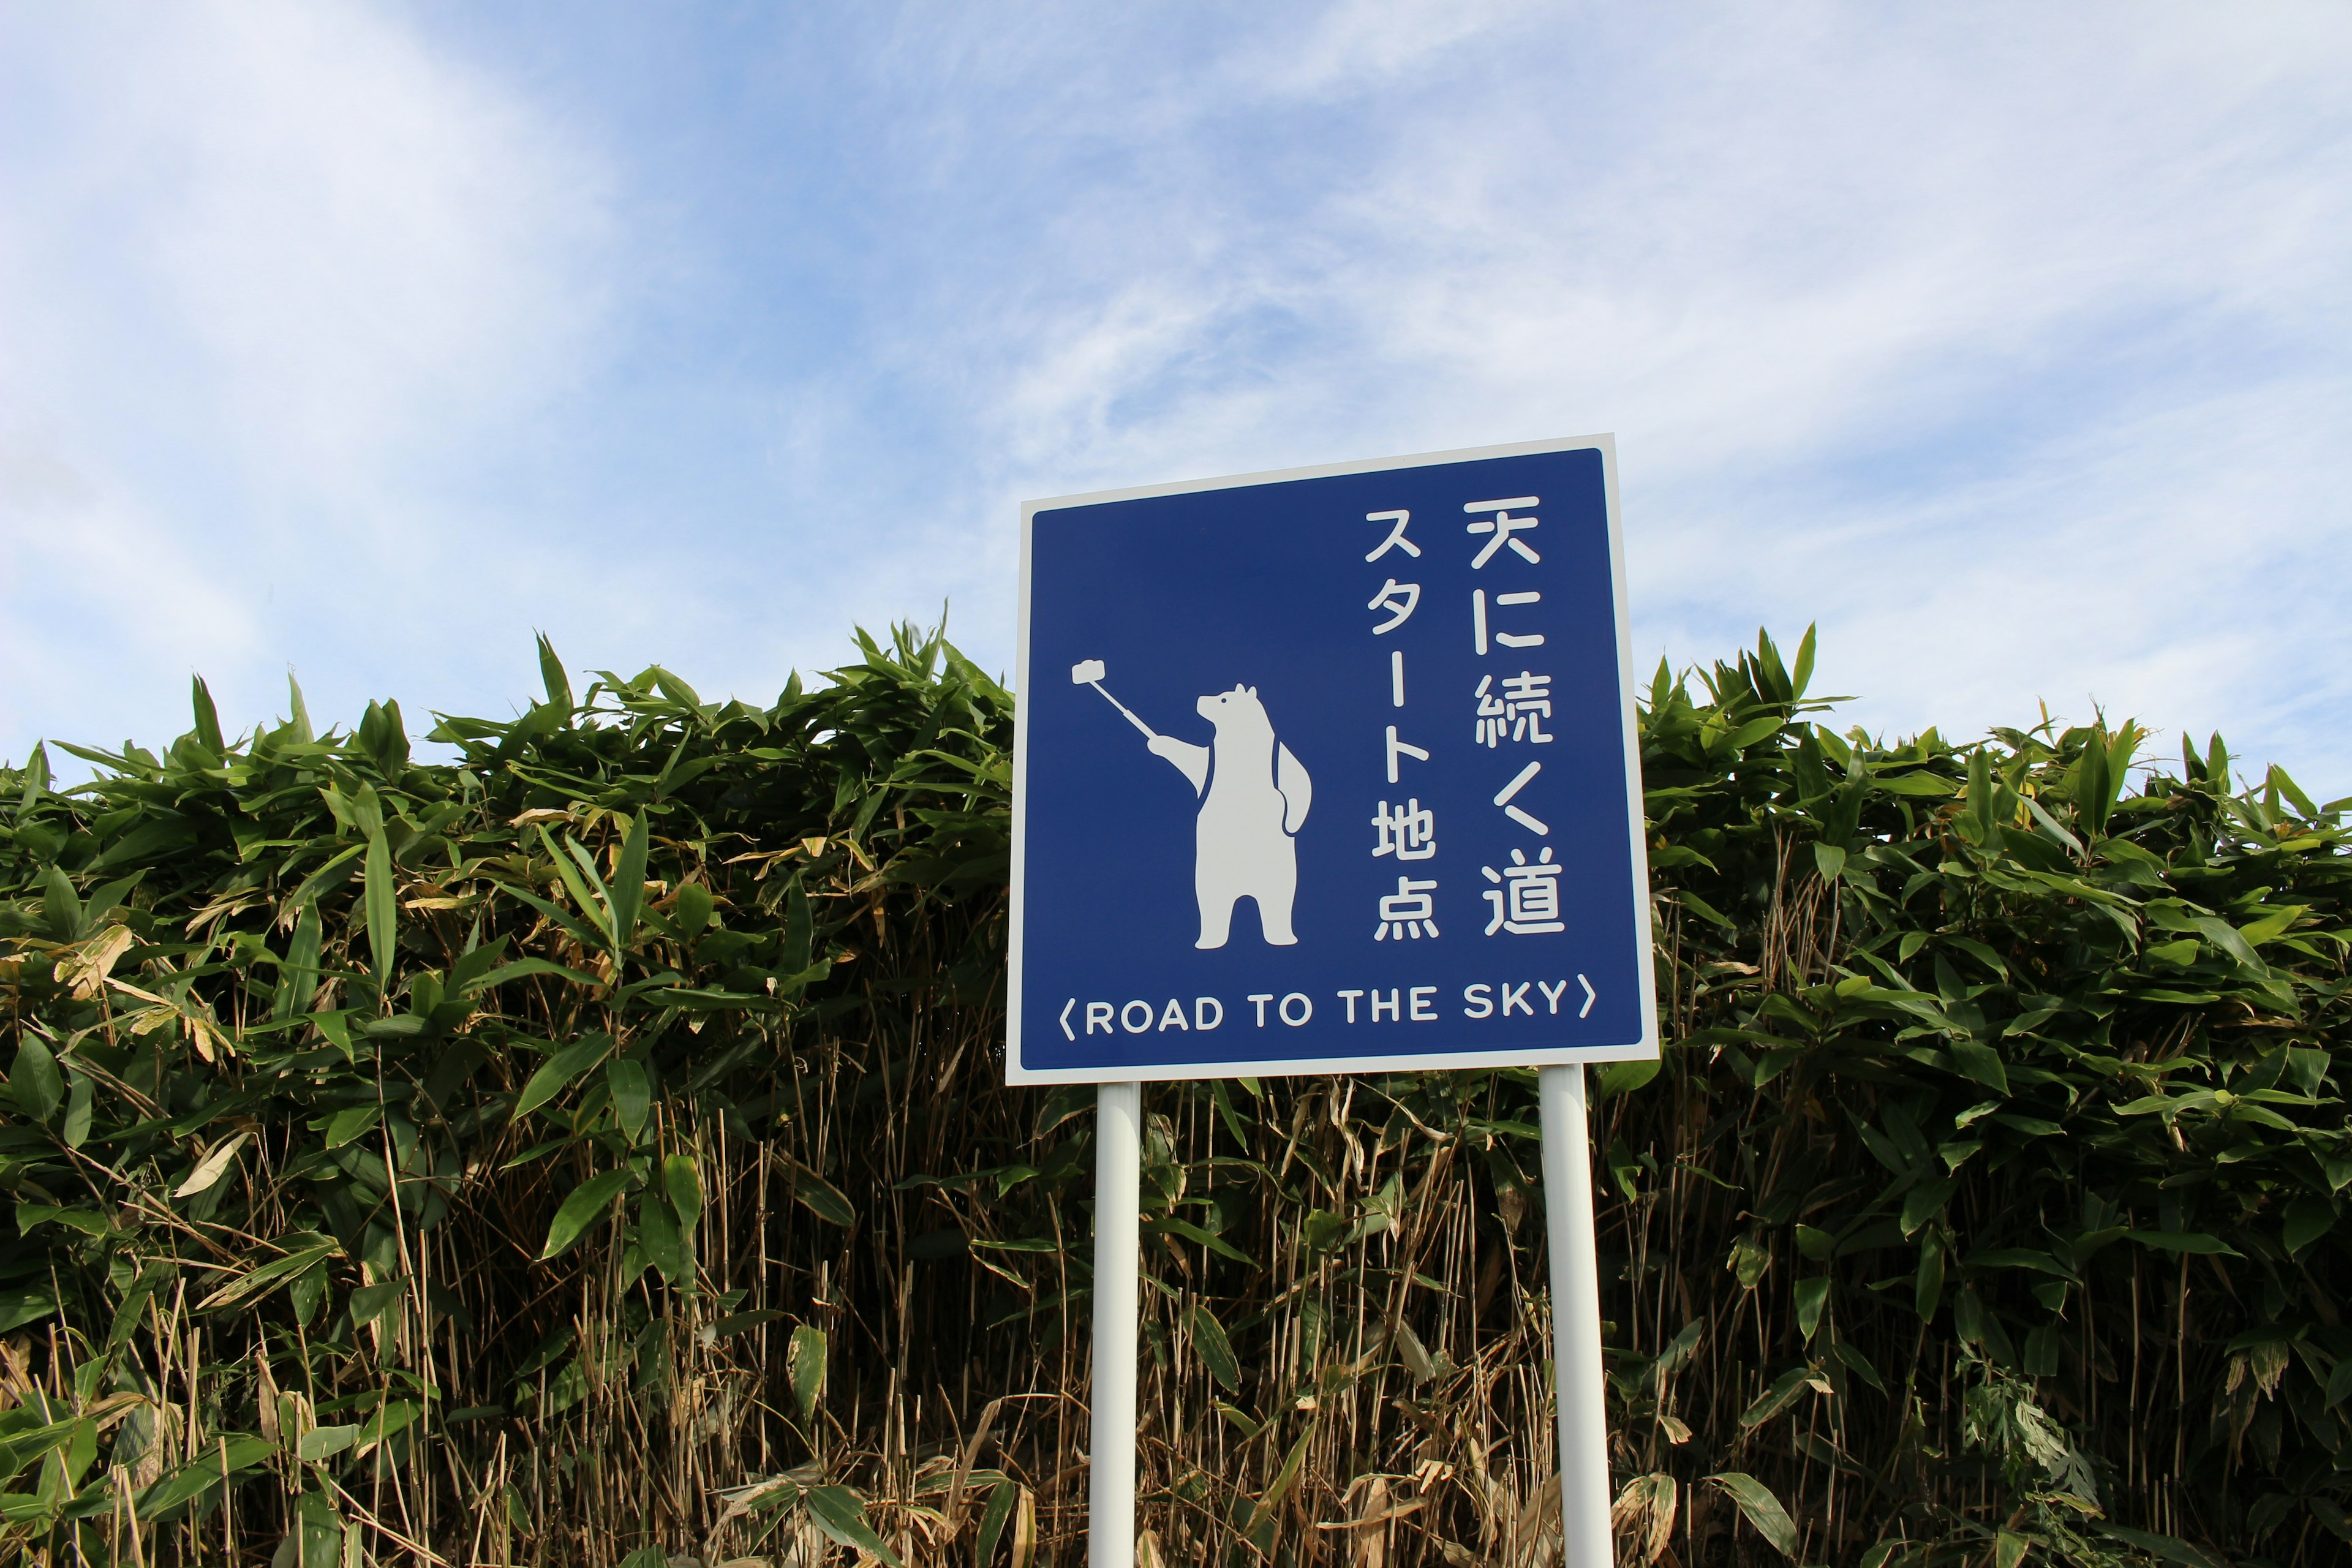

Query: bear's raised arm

[1147,734,1212,795]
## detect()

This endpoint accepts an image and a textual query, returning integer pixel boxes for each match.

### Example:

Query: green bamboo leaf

[108,1263,175,1346]
[138,1438,279,1518]
[1963,1248,2071,1276]
[1595,1057,1663,1098]
[10,1036,63,1121]
[272,905,325,1023]
[189,675,224,753]
[1705,1472,1798,1558]
[648,665,703,709]
[537,824,616,948]
[1790,623,1815,700]
[1142,1216,1250,1264]
[2190,916,2266,974]
[792,1166,856,1227]
[484,877,602,952]
[608,811,650,951]
[355,1398,420,1451]
[2264,761,2321,820]
[1651,886,1727,933]
[2101,1527,2225,1568]
[663,1152,703,1245]
[364,826,396,990]
[636,1189,685,1285]
[477,956,606,991]
[0,1286,58,1334]
[781,875,813,973]
[674,881,714,939]
[1650,1319,1705,1382]
[349,1278,407,1330]
[0,1415,78,1483]
[1795,1278,1830,1341]
[198,1235,339,1313]
[15,1202,108,1236]
[40,866,81,943]
[1245,1427,1316,1536]
[609,1059,652,1142]
[1901,1177,1958,1235]
[1185,1301,1241,1392]
[358,699,410,773]
[804,1484,903,1568]
[18,741,49,809]
[445,933,515,997]
[1722,713,1785,752]
[540,1169,635,1259]
[536,633,574,712]
[974,1481,1016,1566]
[515,1035,615,1120]
[2125,1229,2241,1257]
[1947,1040,2009,1094]
[298,1423,359,1463]
[287,844,364,914]
[1915,1234,1946,1321]
[1738,1365,1820,1430]
[1831,1341,1886,1393]
[2072,731,2114,839]
[788,1323,827,1419]
[2284,1195,2336,1256]
[1876,771,1957,797]
[341,780,385,837]
[323,1105,382,1150]
[285,673,314,743]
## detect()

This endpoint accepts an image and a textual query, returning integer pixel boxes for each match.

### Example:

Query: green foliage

[0,622,2345,1566]
[1621,631,2352,1565]
[0,625,1013,1565]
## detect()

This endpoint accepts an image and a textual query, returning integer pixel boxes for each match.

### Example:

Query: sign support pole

[1090,1082,1142,1568]
[1539,1063,1613,1568]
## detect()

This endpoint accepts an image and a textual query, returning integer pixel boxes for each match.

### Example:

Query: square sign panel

[1008,435,1656,1083]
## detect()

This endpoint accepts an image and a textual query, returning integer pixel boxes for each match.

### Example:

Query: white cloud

[0,429,258,760]
[900,4,2352,780]
[6,1,2347,794]
[0,0,611,756]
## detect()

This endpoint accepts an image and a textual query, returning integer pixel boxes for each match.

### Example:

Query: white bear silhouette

[1144,684,1312,948]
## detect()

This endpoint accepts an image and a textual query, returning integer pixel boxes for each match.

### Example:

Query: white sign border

[1008,434,1657,1085]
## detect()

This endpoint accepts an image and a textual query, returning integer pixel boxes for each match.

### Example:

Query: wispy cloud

[867,4,2352,777]
[1,0,611,751]
[6,2,2348,790]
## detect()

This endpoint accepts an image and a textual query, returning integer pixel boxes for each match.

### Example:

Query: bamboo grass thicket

[1,624,2347,1567]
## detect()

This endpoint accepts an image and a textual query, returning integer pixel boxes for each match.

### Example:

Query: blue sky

[5,2,2350,788]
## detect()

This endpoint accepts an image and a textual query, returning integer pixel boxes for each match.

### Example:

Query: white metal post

[1540,1063,1613,1568]
[1090,1082,1143,1568]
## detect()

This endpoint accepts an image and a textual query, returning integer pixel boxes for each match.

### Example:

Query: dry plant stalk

[1,625,2344,1566]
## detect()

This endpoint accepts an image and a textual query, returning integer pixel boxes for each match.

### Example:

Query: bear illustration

[1144,684,1312,948]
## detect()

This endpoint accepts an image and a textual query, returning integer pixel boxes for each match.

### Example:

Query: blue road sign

[1008,436,1656,1083]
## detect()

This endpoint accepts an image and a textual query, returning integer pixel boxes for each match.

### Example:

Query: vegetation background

[2,625,2346,1567]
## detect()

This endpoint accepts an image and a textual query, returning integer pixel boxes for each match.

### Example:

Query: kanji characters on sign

[1371,798,1437,861]
[1474,671,1555,747]
[1483,846,1565,935]
[1375,875,1440,941]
